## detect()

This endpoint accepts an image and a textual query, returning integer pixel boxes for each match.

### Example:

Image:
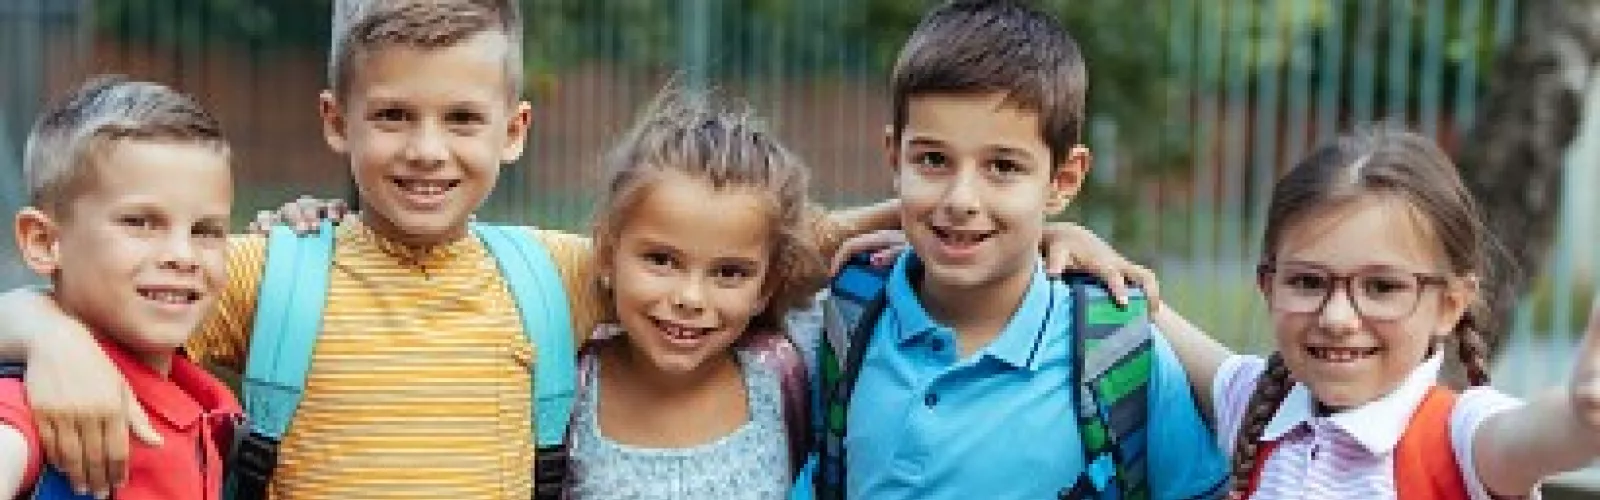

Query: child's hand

[829,230,909,274]
[1041,222,1161,309]
[248,195,351,236]
[21,309,157,498]
[1570,297,1600,438]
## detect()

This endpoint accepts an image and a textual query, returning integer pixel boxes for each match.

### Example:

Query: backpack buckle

[532,444,568,500]
[0,363,22,379]
[224,429,280,500]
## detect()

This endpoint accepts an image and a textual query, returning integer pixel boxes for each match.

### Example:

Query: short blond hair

[23,75,226,216]
[328,0,524,100]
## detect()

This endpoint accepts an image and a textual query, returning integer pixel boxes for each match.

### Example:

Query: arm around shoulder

[0,287,76,363]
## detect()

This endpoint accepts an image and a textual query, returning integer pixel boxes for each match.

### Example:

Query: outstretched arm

[1473,297,1600,496]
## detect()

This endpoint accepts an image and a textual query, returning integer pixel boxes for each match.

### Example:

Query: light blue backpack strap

[243,221,335,439]
[474,224,576,447]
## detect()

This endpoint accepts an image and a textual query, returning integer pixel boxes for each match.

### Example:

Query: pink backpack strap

[740,329,813,478]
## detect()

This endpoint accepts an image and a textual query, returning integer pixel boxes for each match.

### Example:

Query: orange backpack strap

[1394,386,1469,500]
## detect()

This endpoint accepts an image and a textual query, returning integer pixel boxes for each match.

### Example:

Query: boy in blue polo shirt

[808,1,1227,499]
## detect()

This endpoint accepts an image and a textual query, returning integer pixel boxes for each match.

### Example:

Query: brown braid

[1454,310,1494,387]
[1226,353,1294,499]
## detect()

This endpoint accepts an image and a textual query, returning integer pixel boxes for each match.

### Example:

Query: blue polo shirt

[845,252,1227,499]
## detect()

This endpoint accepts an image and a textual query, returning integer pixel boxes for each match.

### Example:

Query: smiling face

[1266,196,1472,409]
[604,170,775,377]
[891,92,1083,293]
[321,31,531,247]
[22,141,232,370]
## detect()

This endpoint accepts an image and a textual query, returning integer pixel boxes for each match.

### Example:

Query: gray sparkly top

[569,346,791,500]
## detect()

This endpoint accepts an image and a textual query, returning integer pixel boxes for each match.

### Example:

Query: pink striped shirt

[1212,354,1536,500]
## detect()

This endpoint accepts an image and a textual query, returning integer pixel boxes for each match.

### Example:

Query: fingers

[249,210,276,236]
[1126,264,1163,311]
[829,230,908,275]
[1100,267,1131,308]
[1043,239,1075,277]
[104,408,130,493]
[79,415,111,498]
[288,196,322,234]
[55,417,89,495]
[125,390,162,447]
[869,244,907,268]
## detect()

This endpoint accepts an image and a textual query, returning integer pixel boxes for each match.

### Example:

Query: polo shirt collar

[883,251,1054,371]
[1260,353,1444,455]
[95,335,241,431]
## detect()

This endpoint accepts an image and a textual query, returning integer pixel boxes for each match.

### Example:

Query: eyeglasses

[1259,263,1450,321]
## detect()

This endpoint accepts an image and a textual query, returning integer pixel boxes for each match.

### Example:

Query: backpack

[0,364,92,500]
[1241,386,1467,500]
[225,222,578,500]
[568,328,813,488]
[809,253,1162,500]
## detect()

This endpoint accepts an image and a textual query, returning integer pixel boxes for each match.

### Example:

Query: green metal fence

[0,0,1596,485]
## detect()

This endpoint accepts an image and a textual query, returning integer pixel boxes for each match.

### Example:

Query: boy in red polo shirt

[0,75,241,500]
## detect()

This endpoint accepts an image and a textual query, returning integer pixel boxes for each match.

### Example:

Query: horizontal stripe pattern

[189,221,603,499]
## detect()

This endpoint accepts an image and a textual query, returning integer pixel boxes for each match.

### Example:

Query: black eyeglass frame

[1256,263,1453,321]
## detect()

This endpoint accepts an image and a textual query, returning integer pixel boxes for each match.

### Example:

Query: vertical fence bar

[1419,0,1445,138]
[1351,0,1379,125]
[1453,0,1482,133]
[1385,0,1412,122]
[1192,0,1225,318]
[1281,0,1313,168]
[1315,0,1345,144]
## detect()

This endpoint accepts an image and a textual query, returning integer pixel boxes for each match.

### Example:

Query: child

[1150,128,1600,499]
[810,1,1228,499]
[0,1,899,498]
[560,85,821,499]
[0,76,242,499]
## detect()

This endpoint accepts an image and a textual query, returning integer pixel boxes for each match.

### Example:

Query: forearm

[0,288,63,363]
[1474,391,1600,495]
[814,199,900,259]
[1151,307,1234,420]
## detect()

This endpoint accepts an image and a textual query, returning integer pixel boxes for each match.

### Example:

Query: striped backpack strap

[473,224,577,500]
[1393,386,1466,500]
[1063,274,1155,500]
[741,329,812,479]
[812,252,893,500]
[228,221,337,500]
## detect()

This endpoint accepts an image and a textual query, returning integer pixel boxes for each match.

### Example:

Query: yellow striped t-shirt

[187,219,604,499]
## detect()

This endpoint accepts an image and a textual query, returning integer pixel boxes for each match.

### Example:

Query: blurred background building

[1,0,1596,493]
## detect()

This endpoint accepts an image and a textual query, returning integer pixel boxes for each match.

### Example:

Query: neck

[135,350,174,377]
[914,264,1035,356]
[358,206,467,249]
[606,340,739,399]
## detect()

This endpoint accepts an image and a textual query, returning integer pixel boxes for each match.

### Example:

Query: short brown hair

[891,0,1087,166]
[23,75,226,216]
[591,85,823,330]
[329,0,524,101]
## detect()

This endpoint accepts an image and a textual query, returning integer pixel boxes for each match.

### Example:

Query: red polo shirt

[0,335,241,500]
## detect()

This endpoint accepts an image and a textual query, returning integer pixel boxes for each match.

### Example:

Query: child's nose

[672,277,707,314]
[1317,287,1362,332]
[158,234,201,272]
[938,168,982,220]
[405,123,451,165]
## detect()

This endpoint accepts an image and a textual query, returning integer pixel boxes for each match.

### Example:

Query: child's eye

[1282,272,1330,293]
[117,215,156,230]
[1360,275,1416,297]
[371,108,410,122]
[988,158,1026,175]
[911,151,948,169]
[193,223,227,239]
[641,251,674,268]
[445,110,486,126]
[712,265,753,280]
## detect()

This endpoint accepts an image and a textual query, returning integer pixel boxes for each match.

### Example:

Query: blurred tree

[1458,0,1600,351]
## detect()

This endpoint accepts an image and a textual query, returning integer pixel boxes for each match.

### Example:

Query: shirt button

[924,393,939,408]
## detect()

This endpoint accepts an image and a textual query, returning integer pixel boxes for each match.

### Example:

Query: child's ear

[500,100,533,163]
[1436,275,1480,337]
[1045,145,1091,215]
[14,208,62,277]
[883,125,901,192]
[319,90,349,154]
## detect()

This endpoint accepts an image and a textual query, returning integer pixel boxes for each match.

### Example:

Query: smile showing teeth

[1307,346,1381,363]
[654,319,712,341]
[137,287,200,305]
[931,226,995,246]
[393,178,460,196]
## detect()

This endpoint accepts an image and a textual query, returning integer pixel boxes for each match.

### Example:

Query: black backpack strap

[0,363,21,379]
[813,252,894,500]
